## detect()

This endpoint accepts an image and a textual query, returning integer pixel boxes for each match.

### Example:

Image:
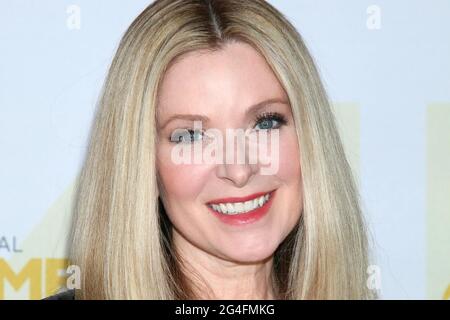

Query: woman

[53,0,375,299]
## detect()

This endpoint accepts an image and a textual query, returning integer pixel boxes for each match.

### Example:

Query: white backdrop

[0,0,449,299]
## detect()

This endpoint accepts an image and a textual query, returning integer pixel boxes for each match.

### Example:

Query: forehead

[157,42,288,118]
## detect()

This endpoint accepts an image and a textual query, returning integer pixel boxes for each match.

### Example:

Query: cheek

[277,130,301,182]
[276,129,303,231]
[156,144,208,205]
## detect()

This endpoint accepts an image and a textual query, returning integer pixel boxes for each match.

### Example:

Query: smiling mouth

[206,189,276,215]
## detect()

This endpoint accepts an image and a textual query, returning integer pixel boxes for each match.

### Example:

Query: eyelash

[253,112,287,131]
[169,112,288,144]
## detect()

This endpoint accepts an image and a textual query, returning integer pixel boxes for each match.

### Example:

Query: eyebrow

[158,97,289,129]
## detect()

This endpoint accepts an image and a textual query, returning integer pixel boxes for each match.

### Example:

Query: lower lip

[206,190,276,226]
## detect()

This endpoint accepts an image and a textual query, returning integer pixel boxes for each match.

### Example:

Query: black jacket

[43,289,76,300]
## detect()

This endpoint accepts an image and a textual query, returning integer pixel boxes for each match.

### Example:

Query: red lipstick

[207,190,275,205]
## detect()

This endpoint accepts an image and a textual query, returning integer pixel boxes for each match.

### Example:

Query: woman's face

[156,41,302,263]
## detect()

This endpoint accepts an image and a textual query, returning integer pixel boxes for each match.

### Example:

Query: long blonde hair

[69,0,376,299]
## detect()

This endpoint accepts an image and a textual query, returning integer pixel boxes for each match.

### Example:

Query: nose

[215,133,258,187]
[216,162,258,187]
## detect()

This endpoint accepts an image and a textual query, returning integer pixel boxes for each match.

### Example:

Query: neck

[173,229,276,300]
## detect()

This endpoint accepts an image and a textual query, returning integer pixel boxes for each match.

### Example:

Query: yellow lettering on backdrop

[0,259,41,300]
[444,284,450,300]
[0,258,69,299]
[45,258,70,297]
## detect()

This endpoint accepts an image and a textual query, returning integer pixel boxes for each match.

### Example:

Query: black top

[43,289,76,300]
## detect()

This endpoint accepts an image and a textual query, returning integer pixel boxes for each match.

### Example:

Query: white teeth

[244,200,253,212]
[209,192,271,215]
[219,203,228,214]
[234,202,244,213]
[258,196,264,207]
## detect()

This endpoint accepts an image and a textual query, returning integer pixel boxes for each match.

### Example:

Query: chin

[219,240,278,263]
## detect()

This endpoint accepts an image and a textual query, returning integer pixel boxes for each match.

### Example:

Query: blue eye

[254,112,287,130]
[170,129,204,144]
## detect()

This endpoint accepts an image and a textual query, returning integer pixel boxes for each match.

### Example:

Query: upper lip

[206,189,276,205]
